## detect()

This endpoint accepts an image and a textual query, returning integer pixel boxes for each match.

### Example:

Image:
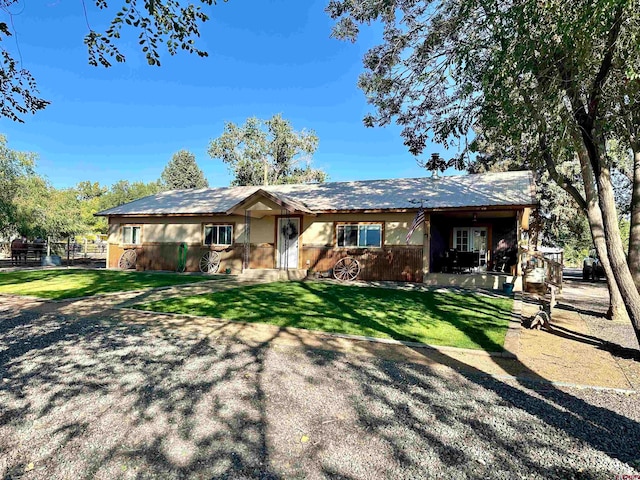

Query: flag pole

[408,198,430,280]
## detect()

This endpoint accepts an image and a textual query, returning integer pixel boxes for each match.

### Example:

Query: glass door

[471,228,488,271]
[453,227,488,271]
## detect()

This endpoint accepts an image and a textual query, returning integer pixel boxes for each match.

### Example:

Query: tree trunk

[576,99,640,340]
[628,146,640,289]
[583,171,627,321]
[568,123,627,321]
[595,163,640,345]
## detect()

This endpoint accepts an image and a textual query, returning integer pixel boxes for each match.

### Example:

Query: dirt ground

[1,278,640,479]
[556,278,640,390]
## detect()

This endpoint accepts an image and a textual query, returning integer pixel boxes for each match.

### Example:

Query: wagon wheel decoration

[118,249,137,270]
[333,256,360,281]
[199,251,221,274]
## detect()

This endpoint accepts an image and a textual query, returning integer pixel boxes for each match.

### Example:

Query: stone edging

[502,292,523,359]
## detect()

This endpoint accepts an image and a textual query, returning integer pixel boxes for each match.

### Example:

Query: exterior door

[453,226,488,270]
[277,217,300,270]
[471,227,488,270]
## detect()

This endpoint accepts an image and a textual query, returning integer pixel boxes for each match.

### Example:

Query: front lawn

[0,269,216,300]
[134,281,513,351]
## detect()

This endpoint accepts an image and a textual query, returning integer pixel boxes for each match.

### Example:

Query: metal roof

[96,170,537,216]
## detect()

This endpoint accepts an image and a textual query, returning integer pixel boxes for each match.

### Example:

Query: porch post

[243,209,250,272]
[422,213,431,280]
[516,210,523,277]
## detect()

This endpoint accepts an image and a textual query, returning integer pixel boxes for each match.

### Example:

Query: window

[453,227,488,269]
[454,228,469,251]
[337,223,382,248]
[453,227,487,253]
[204,224,233,246]
[122,226,141,245]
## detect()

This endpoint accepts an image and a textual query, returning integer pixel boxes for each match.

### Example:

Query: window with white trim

[337,223,382,248]
[204,224,233,246]
[122,226,141,245]
[454,228,469,252]
[453,227,487,253]
[453,227,488,268]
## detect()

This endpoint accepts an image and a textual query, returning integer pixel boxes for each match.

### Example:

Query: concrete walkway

[3,277,637,392]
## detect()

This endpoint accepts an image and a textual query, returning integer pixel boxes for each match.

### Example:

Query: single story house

[96,170,536,288]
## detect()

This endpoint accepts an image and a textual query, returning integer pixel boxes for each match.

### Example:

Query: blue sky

[0,0,456,189]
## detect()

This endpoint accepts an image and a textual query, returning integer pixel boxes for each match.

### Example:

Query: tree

[0,135,36,235]
[160,150,209,190]
[14,176,86,239]
[208,114,326,186]
[0,0,225,122]
[76,181,109,234]
[99,179,164,211]
[469,148,594,266]
[329,0,640,340]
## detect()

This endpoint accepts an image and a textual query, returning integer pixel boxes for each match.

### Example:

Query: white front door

[277,217,300,270]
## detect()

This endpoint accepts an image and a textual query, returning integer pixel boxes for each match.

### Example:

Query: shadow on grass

[134,281,512,351]
[0,269,220,300]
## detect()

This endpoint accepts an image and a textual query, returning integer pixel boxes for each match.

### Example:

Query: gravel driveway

[556,279,640,389]
[1,300,639,479]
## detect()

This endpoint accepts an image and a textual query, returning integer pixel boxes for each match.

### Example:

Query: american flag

[406,208,425,243]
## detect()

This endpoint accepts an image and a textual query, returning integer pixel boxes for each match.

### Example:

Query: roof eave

[96,203,538,218]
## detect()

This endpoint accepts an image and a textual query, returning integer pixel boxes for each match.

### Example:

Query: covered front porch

[422,208,530,291]
[226,188,312,274]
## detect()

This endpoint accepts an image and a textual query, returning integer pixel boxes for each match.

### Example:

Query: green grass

[135,281,513,351]
[0,269,217,300]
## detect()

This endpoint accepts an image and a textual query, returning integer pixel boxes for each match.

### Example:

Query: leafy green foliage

[0,47,50,123]
[0,135,88,239]
[13,176,86,239]
[1,0,226,122]
[160,150,209,190]
[85,0,225,68]
[76,181,109,234]
[98,179,164,210]
[0,134,165,238]
[328,0,639,168]
[0,135,36,235]
[208,114,327,186]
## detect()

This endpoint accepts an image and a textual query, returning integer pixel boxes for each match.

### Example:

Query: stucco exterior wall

[109,211,532,280]
[301,213,423,247]
[249,216,275,244]
[108,215,275,245]
[108,212,422,248]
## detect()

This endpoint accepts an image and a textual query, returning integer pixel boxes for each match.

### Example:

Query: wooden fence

[0,240,107,261]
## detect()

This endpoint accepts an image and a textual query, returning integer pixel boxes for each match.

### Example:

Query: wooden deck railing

[521,249,563,290]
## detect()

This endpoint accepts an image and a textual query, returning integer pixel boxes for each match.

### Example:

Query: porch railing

[521,249,563,290]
